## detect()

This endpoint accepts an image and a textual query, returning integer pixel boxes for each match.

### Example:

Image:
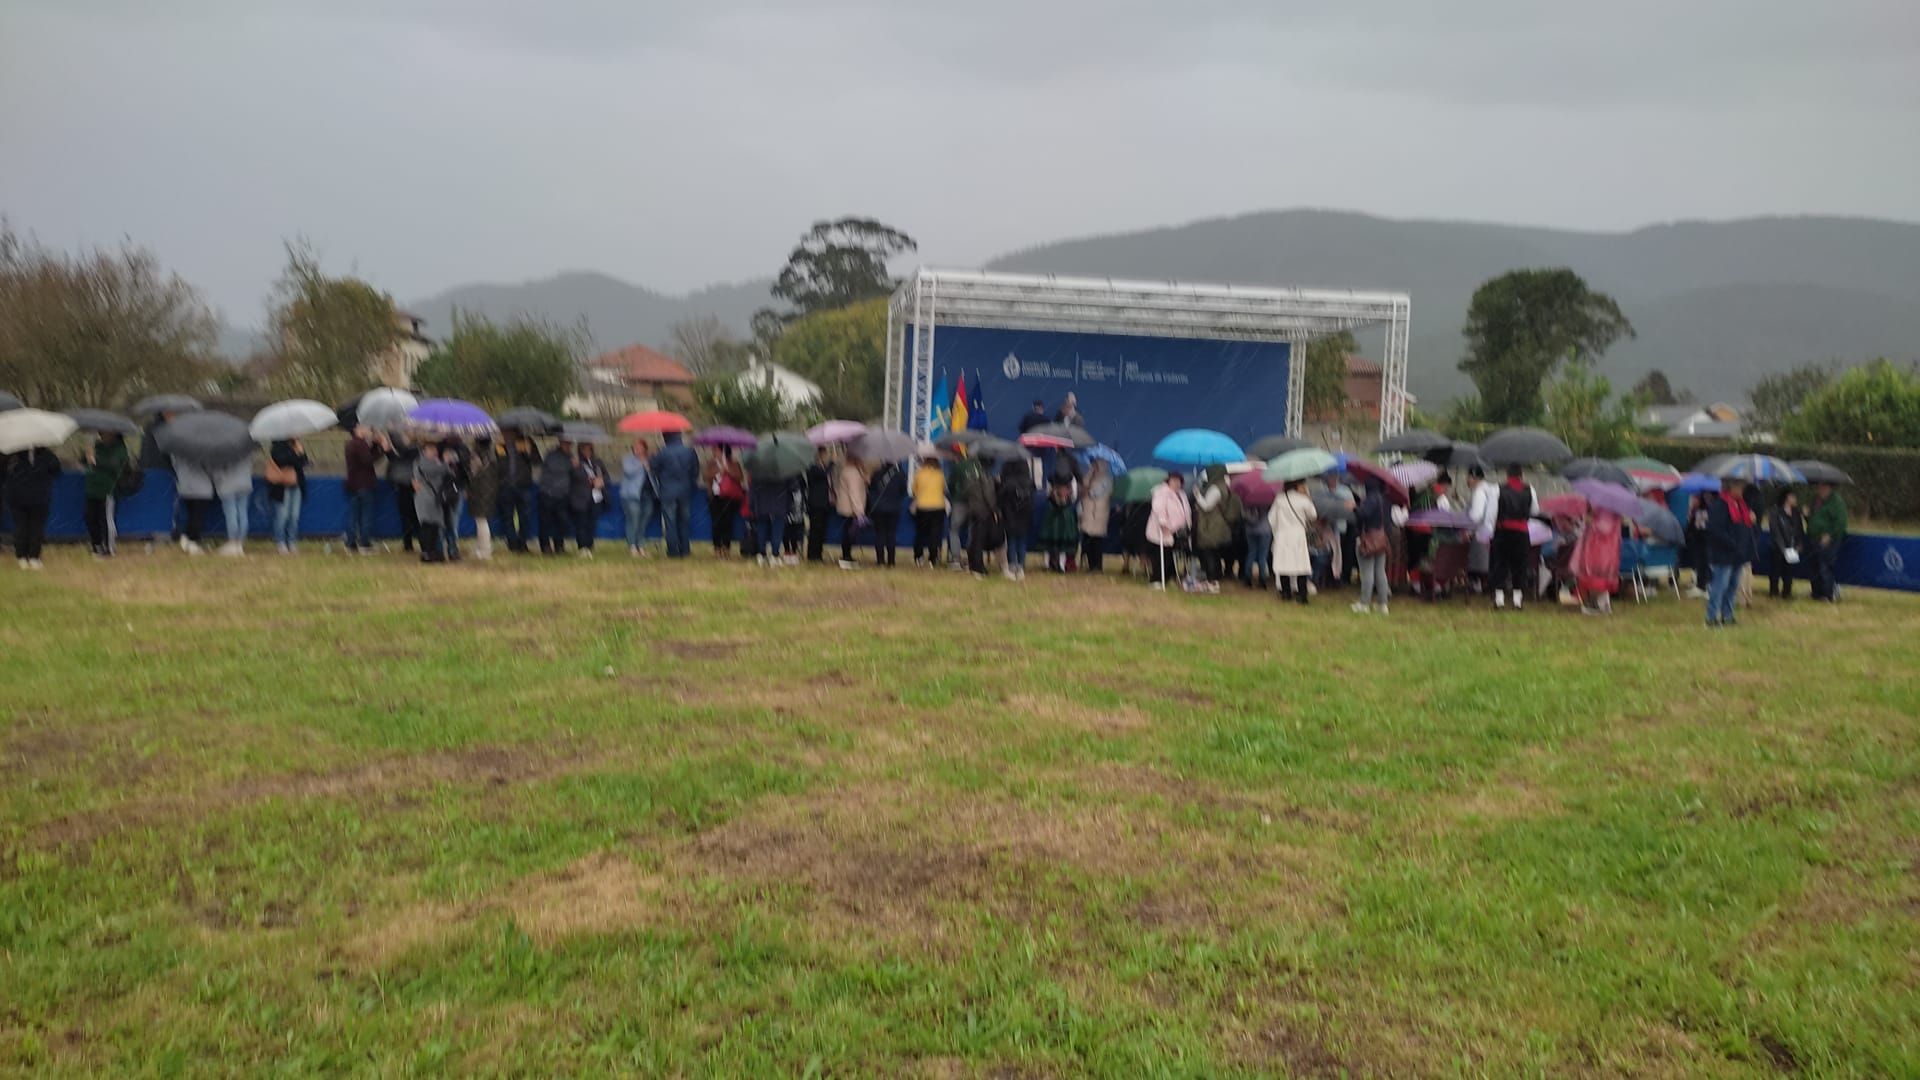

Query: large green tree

[1544,365,1642,458]
[689,371,811,433]
[769,217,916,319]
[1303,330,1357,420]
[413,311,584,414]
[771,298,888,421]
[1457,269,1634,424]
[1782,359,1920,448]
[0,224,217,408]
[268,241,399,403]
[1748,362,1835,434]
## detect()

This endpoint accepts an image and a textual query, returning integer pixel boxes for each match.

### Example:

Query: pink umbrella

[1528,520,1554,546]
[1541,493,1588,520]
[1229,470,1282,511]
[694,426,759,449]
[806,420,867,446]
[1343,457,1409,506]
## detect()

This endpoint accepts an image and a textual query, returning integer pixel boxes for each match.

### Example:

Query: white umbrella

[250,399,338,442]
[355,387,418,431]
[0,408,78,453]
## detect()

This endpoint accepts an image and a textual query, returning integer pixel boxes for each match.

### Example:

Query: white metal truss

[889,268,1413,440]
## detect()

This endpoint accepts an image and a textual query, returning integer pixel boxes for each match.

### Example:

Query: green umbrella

[743,431,813,481]
[1263,447,1339,483]
[1115,467,1168,504]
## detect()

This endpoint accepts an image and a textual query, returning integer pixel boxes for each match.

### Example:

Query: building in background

[370,308,433,388]
[1642,402,1744,438]
[734,355,821,412]
[569,344,697,419]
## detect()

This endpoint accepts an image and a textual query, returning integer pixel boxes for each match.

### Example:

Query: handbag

[1783,547,1801,566]
[1357,527,1389,558]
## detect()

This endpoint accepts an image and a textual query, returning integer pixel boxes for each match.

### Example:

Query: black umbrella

[560,421,611,444]
[1790,460,1853,485]
[0,391,21,413]
[935,429,990,449]
[743,432,813,481]
[1425,441,1488,472]
[1479,427,1574,467]
[1560,457,1635,488]
[1311,489,1356,524]
[1247,433,1312,460]
[971,436,1031,463]
[131,394,204,420]
[1374,428,1451,455]
[334,397,362,428]
[64,408,139,436]
[499,407,561,433]
[153,411,253,467]
[1028,421,1095,448]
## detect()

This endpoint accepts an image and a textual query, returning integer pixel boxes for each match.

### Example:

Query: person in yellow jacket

[910,454,948,566]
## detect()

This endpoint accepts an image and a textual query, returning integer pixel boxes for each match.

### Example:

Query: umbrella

[1028,422,1095,449]
[1342,457,1410,505]
[130,394,203,420]
[1116,467,1168,504]
[0,391,21,412]
[694,426,759,449]
[1426,441,1488,472]
[934,428,989,448]
[1230,471,1282,511]
[498,406,561,433]
[1635,498,1685,545]
[1479,427,1574,467]
[1560,457,1635,489]
[806,419,867,445]
[1077,444,1126,473]
[1246,434,1312,460]
[1701,454,1804,484]
[971,436,1031,463]
[1153,428,1244,466]
[1263,447,1339,483]
[852,429,917,462]
[249,399,338,442]
[1374,428,1451,455]
[1541,493,1588,519]
[1675,473,1722,494]
[1790,460,1853,485]
[1528,520,1555,546]
[63,408,138,436]
[0,408,78,453]
[353,388,419,431]
[1406,508,1473,531]
[560,421,611,444]
[407,399,496,438]
[1572,478,1645,520]
[743,432,814,481]
[619,410,691,435]
[1389,460,1440,490]
[1312,490,1357,524]
[153,411,253,466]
[1616,455,1679,477]
[1019,432,1076,451]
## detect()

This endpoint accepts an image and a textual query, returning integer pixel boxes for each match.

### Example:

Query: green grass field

[3,550,1916,1076]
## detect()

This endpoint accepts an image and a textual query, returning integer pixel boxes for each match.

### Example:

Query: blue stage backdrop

[906,327,1291,469]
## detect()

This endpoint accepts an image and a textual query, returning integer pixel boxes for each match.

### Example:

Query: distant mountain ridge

[986,210,1920,403]
[407,270,773,357]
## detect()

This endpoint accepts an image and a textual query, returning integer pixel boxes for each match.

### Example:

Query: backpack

[114,463,144,498]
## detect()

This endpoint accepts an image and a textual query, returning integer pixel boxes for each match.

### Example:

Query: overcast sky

[4,0,1917,323]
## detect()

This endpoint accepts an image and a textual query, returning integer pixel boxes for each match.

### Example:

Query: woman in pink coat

[1569,506,1623,615]
[1146,473,1191,591]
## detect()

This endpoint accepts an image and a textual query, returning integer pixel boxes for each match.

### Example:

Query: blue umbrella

[1702,453,1804,484]
[1076,444,1126,472]
[1675,472,1722,494]
[1153,429,1244,466]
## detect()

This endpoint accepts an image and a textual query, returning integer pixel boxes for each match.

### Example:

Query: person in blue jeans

[501,432,540,554]
[1703,477,1757,628]
[342,426,380,554]
[267,438,308,553]
[651,431,700,558]
[620,438,659,556]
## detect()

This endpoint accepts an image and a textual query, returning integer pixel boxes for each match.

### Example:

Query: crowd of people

[2,399,1855,630]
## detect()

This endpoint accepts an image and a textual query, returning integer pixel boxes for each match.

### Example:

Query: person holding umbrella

[502,430,541,554]
[342,425,381,555]
[1145,472,1190,591]
[171,457,215,555]
[746,465,794,568]
[212,454,253,557]
[412,442,450,563]
[1269,478,1319,604]
[266,438,309,554]
[537,437,574,555]
[652,431,699,559]
[1768,489,1806,600]
[82,431,130,557]
[465,436,500,560]
[1352,478,1392,614]
[910,451,947,566]
[1490,465,1542,611]
[384,432,421,554]
[865,455,907,568]
[805,446,835,563]
[620,437,659,557]
[570,440,610,557]
[1805,480,1847,602]
[707,447,747,557]
[1078,458,1113,574]
[1705,477,1758,627]
[4,445,61,569]
[964,461,1003,579]
[833,453,868,569]
[997,459,1034,580]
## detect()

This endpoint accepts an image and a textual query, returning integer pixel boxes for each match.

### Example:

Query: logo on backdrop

[1002,353,1021,380]
[1886,545,1905,575]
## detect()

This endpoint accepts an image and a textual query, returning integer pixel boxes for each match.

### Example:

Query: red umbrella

[1541,492,1587,520]
[1230,470,1282,511]
[1343,457,1409,506]
[1018,432,1076,450]
[619,410,692,434]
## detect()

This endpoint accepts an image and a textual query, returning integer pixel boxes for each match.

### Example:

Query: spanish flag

[950,370,970,435]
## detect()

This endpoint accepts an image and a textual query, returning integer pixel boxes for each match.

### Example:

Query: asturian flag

[929,369,951,441]
[950,369,970,435]
[967,368,989,431]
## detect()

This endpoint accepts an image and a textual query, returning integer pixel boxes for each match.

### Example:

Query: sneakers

[1003,566,1019,581]
[1150,581,1167,591]
[837,559,856,570]
[1512,593,1523,611]
[971,571,988,581]
[219,541,245,558]
[358,546,376,557]
[16,558,27,571]
[1376,604,1389,616]
[1350,602,1369,613]
[182,540,206,556]
[1493,592,1506,610]
[1685,586,1707,599]
[578,548,594,560]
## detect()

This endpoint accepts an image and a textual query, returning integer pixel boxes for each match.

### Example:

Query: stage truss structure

[886,268,1412,444]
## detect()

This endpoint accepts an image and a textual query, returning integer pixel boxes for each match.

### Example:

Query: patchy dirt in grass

[655,639,747,661]
[1001,693,1150,736]
[26,743,586,852]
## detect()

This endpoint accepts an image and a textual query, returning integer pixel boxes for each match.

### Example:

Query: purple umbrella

[1528,520,1554,546]
[1572,478,1644,520]
[694,426,759,449]
[1230,471,1281,511]
[1406,508,1472,530]
[407,398,496,437]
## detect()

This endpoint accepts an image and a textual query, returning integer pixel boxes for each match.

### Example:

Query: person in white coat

[1268,479,1320,604]
[1464,465,1497,593]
